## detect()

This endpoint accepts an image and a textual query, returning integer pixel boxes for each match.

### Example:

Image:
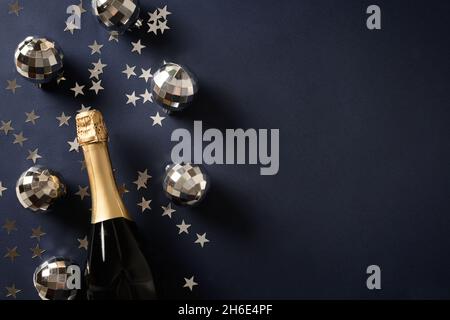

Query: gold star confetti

[161,203,176,218]
[75,185,90,200]
[2,219,17,234]
[56,112,71,126]
[5,79,21,93]
[118,183,129,196]
[183,276,198,291]
[0,181,7,196]
[176,220,191,235]
[88,40,103,55]
[27,148,42,164]
[0,120,14,134]
[78,236,89,250]
[30,243,45,259]
[70,82,85,97]
[131,39,146,54]
[195,233,210,248]
[31,226,46,241]
[4,246,20,262]
[25,110,40,124]
[150,112,166,126]
[12,131,28,147]
[137,197,152,212]
[8,1,23,16]
[5,284,21,298]
[68,137,80,152]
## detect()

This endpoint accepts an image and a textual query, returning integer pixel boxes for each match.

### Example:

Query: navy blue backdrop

[0,0,450,299]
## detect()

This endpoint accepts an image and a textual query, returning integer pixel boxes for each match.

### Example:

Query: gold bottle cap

[76,110,108,145]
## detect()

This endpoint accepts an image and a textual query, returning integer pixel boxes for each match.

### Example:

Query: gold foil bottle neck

[76,110,108,145]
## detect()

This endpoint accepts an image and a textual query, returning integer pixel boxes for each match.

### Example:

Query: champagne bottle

[76,110,157,300]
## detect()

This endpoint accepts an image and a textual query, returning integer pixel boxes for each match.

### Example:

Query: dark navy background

[1,0,450,299]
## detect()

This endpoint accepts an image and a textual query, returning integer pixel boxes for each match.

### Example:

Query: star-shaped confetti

[78,236,89,250]
[92,58,107,72]
[56,112,71,127]
[139,169,152,182]
[183,276,198,291]
[133,176,147,190]
[126,91,140,106]
[176,220,191,235]
[131,40,146,54]
[147,9,159,23]
[161,203,176,218]
[12,132,28,147]
[25,110,40,125]
[4,247,20,262]
[140,89,153,103]
[8,1,23,16]
[108,31,119,42]
[0,181,7,196]
[147,21,158,35]
[137,197,152,212]
[2,219,16,235]
[5,284,21,299]
[68,138,80,152]
[139,68,152,82]
[90,79,104,94]
[78,104,91,113]
[27,149,42,164]
[195,233,210,248]
[150,112,166,126]
[88,40,103,55]
[75,185,89,200]
[5,79,21,93]
[30,243,45,259]
[71,82,85,97]
[122,64,136,79]
[31,226,46,241]
[88,67,102,80]
[158,20,170,34]
[0,120,14,135]
[158,5,172,20]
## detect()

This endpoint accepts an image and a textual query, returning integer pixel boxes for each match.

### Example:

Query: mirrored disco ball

[14,36,64,84]
[92,0,140,33]
[151,62,199,112]
[163,163,209,206]
[33,257,80,300]
[16,166,66,212]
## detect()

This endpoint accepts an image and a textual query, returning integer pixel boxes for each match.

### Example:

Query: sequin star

[56,112,71,127]
[183,276,198,291]
[92,59,107,72]
[5,284,21,298]
[12,132,28,147]
[8,1,23,16]
[88,40,103,55]
[5,79,21,93]
[27,149,42,164]
[31,226,46,241]
[122,64,136,79]
[137,197,152,212]
[4,247,19,262]
[0,120,14,134]
[25,110,40,125]
[77,236,89,250]
[147,9,159,22]
[158,20,170,34]
[70,82,85,97]
[150,112,165,126]
[131,39,146,54]
[147,21,158,35]
[90,79,104,94]
[195,233,210,248]
[68,137,80,152]
[75,186,89,200]
[158,5,172,20]
[140,89,153,103]
[108,31,119,42]
[0,181,7,197]
[161,203,176,218]
[126,91,140,106]
[176,220,191,235]
[2,219,16,235]
[139,68,152,82]
[30,243,45,259]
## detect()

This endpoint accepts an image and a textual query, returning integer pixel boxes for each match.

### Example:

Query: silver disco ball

[162,163,209,206]
[16,166,66,212]
[91,0,140,33]
[151,62,199,112]
[14,36,64,84]
[33,257,80,300]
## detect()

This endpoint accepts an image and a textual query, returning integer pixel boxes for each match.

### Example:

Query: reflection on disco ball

[33,257,80,300]
[16,166,66,212]
[151,62,199,112]
[91,0,141,33]
[162,163,209,206]
[14,36,64,84]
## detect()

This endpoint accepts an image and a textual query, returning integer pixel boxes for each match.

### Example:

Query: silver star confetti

[75,186,89,200]
[0,120,14,135]
[92,58,107,72]
[56,112,71,127]
[78,104,91,113]
[12,132,28,147]
[137,197,152,212]
[147,21,158,35]
[158,5,172,20]
[150,112,165,126]
[27,149,42,164]
[25,110,40,125]
[147,10,159,22]
[68,138,80,152]
[71,82,85,97]
[140,89,153,103]
[158,20,170,34]
[126,91,140,106]
[5,79,21,94]
[139,68,152,82]
[176,220,191,235]
[195,233,210,248]
[131,40,146,54]
[90,80,104,94]
[183,276,198,291]
[122,64,136,79]
[161,203,176,218]
[88,67,102,79]
[88,40,103,55]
